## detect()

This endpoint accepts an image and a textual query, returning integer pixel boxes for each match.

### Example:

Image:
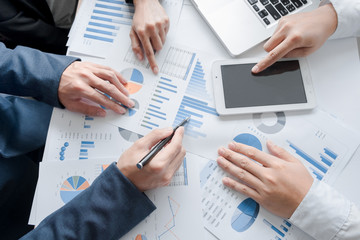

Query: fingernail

[229,142,236,148]
[153,66,159,74]
[118,106,126,114]
[252,65,259,73]
[128,99,135,108]
[217,156,224,164]
[267,140,275,147]
[218,147,225,155]
[137,53,143,61]
[97,110,106,117]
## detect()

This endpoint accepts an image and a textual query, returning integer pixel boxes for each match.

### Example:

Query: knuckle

[235,169,245,180]
[289,32,303,44]
[246,148,256,159]
[137,29,146,38]
[146,23,155,32]
[149,162,164,174]
[239,158,249,169]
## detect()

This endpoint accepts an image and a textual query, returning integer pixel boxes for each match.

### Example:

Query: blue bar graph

[84,34,113,42]
[320,154,333,167]
[183,158,188,186]
[80,141,95,148]
[287,140,328,174]
[95,3,134,13]
[185,59,212,100]
[93,10,132,19]
[173,95,218,139]
[91,15,131,25]
[324,147,338,159]
[98,0,127,4]
[86,27,116,36]
[263,219,285,237]
[89,21,119,30]
[310,167,323,180]
[283,220,291,227]
[280,225,288,232]
[85,116,94,121]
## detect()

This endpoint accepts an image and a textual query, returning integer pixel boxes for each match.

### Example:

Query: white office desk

[65,2,360,239]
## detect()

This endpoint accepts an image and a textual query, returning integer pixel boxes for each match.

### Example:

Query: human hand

[130,0,170,74]
[252,4,337,73]
[117,127,186,192]
[217,141,313,219]
[58,61,135,117]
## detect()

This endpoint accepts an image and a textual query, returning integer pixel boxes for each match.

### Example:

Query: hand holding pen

[116,120,188,192]
[137,117,190,169]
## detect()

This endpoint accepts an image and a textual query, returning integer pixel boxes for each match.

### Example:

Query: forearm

[290,180,360,240]
[21,163,156,240]
[0,43,77,107]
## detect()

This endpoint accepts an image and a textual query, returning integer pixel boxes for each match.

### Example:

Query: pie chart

[126,99,139,117]
[121,68,144,94]
[233,133,262,151]
[231,198,259,232]
[60,176,90,204]
[118,127,143,142]
[135,234,147,240]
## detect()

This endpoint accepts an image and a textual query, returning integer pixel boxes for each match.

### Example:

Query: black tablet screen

[221,60,307,109]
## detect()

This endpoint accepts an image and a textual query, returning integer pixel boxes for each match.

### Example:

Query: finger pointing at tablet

[251,4,337,74]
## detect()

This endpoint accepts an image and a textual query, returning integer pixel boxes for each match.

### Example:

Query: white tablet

[212,58,316,115]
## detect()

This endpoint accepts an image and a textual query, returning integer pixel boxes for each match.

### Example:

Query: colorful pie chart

[121,68,144,94]
[60,176,90,204]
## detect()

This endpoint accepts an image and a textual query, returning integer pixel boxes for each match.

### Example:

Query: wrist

[319,3,338,36]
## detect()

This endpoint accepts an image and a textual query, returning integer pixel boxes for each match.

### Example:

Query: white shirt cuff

[289,180,351,240]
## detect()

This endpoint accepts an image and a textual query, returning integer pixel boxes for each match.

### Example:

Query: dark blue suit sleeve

[0,42,79,157]
[21,163,156,240]
[0,42,77,108]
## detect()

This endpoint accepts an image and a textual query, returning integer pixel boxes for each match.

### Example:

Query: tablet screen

[221,60,307,109]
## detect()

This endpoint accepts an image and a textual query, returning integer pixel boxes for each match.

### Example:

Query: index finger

[251,39,296,73]
[138,33,158,74]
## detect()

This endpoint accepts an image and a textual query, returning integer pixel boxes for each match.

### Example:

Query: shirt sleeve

[321,0,360,39]
[0,42,78,108]
[289,180,360,240]
[21,162,156,240]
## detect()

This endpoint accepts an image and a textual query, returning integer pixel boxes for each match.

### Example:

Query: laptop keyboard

[246,0,310,27]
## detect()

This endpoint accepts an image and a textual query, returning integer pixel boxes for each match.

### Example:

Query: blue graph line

[89,21,118,30]
[157,85,177,93]
[84,34,113,42]
[158,196,177,240]
[86,27,116,36]
[324,147,338,159]
[98,0,126,5]
[287,140,328,174]
[90,15,131,25]
[263,219,285,237]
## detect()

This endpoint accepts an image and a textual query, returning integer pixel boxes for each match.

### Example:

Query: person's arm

[290,180,360,239]
[0,0,69,54]
[326,0,360,39]
[217,141,360,239]
[129,0,169,74]
[0,42,134,116]
[20,128,186,239]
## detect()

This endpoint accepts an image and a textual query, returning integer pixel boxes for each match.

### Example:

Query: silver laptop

[191,0,320,56]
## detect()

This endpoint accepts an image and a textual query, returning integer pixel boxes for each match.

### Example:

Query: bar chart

[287,140,339,180]
[173,59,218,139]
[84,0,134,43]
[140,76,179,130]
